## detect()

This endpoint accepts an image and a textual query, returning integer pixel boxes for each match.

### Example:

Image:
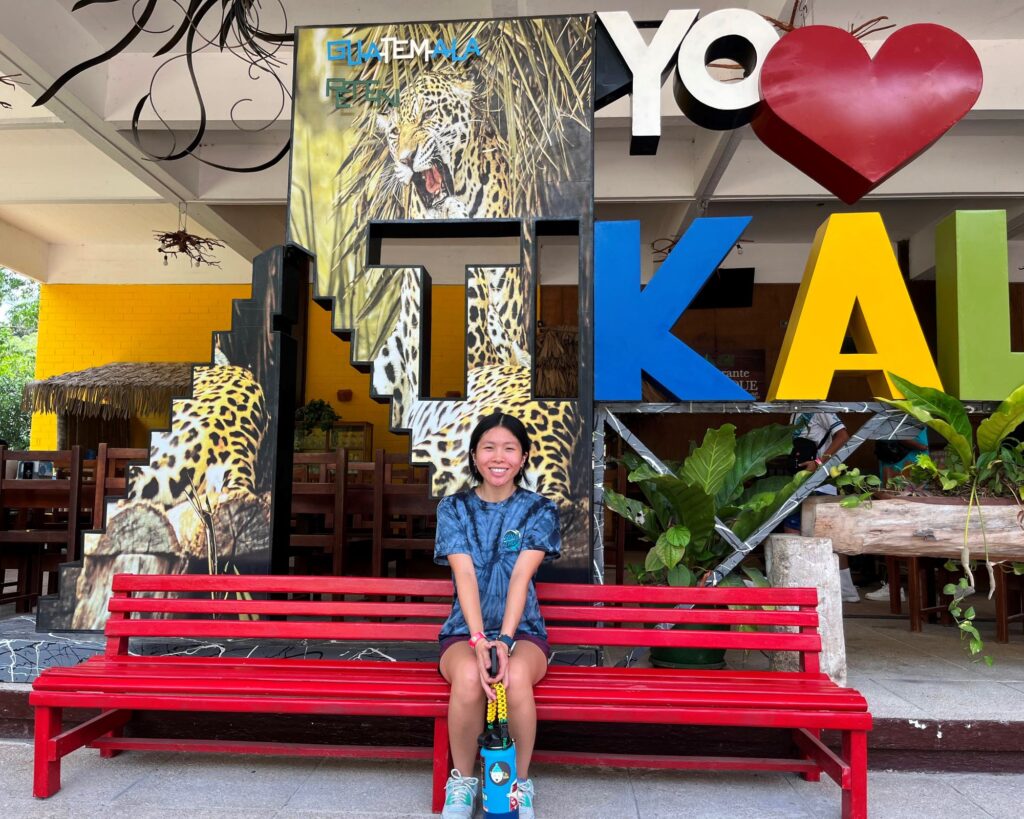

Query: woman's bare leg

[503,641,548,780]
[439,641,486,775]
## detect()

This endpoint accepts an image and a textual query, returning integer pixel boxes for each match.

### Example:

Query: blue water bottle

[478,646,519,818]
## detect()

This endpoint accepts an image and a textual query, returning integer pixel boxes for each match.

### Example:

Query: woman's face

[473,425,527,492]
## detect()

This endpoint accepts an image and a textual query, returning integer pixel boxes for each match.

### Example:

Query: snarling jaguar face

[377,68,476,215]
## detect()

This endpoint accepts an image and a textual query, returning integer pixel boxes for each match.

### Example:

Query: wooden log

[803,496,1024,561]
[72,503,185,630]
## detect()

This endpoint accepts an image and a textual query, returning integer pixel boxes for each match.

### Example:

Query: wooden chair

[902,556,955,632]
[91,444,148,529]
[371,449,437,577]
[343,456,376,545]
[603,457,628,586]
[0,446,85,611]
[289,450,377,576]
[883,555,904,614]
[290,449,347,576]
[994,567,1024,643]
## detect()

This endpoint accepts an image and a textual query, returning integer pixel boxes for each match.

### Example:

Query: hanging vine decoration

[156,204,224,267]
[1,72,24,110]
[155,228,226,267]
[711,4,895,72]
[34,0,293,173]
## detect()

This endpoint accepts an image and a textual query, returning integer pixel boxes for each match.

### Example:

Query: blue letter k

[595,218,754,401]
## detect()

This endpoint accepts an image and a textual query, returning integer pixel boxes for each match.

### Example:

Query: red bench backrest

[105,574,821,672]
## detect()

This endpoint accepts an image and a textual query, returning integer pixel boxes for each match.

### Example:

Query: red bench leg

[33,706,63,798]
[99,717,128,758]
[432,716,452,814]
[794,729,821,782]
[841,730,868,819]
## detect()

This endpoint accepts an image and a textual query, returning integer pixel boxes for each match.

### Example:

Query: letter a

[595,218,754,401]
[767,213,942,400]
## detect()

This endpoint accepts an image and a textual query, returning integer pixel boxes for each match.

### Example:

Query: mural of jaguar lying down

[71,353,273,629]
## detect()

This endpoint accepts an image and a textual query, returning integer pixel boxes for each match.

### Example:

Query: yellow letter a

[767,213,942,400]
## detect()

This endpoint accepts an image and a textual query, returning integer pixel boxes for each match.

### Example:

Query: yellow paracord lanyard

[486,681,508,726]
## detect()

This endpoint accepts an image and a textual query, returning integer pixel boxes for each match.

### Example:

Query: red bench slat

[107,597,819,628]
[109,573,820,607]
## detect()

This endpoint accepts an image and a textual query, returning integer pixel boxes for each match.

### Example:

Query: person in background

[783,412,858,602]
[865,420,930,602]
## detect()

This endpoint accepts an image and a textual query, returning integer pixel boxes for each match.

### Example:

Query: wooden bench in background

[31,574,871,817]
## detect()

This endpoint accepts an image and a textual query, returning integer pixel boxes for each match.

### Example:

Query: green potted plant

[294,399,341,451]
[881,374,1024,660]
[604,422,808,668]
[811,373,1024,662]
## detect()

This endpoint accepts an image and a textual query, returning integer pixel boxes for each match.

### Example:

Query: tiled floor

[2,739,1019,818]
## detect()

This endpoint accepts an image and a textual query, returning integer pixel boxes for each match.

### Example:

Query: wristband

[814,456,823,466]
[495,634,516,654]
[468,631,486,648]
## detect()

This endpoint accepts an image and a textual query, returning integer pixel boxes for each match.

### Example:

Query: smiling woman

[433,409,560,818]
[469,411,531,501]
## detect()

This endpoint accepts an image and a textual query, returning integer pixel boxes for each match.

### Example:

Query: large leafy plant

[604,423,808,587]
[879,373,1024,660]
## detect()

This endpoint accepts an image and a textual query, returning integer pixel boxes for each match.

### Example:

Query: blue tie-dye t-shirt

[434,488,561,640]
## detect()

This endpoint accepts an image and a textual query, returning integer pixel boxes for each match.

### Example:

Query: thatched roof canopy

[536,325,578,397]
[22,362,193,420]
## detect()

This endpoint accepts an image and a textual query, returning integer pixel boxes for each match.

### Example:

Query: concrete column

[765,534,847,687]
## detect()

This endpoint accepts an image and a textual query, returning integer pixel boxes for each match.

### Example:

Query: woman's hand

[492,641,510,690]
[474,638,500,700]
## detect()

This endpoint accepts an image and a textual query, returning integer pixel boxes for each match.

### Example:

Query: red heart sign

[752,24,982,204]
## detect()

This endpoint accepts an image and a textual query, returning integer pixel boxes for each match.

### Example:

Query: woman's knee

[506,660,537,704]
[448,658,484,702]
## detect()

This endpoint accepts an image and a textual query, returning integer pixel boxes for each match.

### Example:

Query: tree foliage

[0,267,39,449]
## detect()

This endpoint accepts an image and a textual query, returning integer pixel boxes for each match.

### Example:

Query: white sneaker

[441,769,479,819]
[865,582,906,602]
[517,777,535,819]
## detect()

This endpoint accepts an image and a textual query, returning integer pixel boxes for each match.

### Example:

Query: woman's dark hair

[468,411,531,485]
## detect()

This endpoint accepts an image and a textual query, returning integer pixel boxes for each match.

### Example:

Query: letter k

[595,218,754,401]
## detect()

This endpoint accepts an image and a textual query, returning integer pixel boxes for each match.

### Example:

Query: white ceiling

[0,203,185,244]
[55,0,1024,48]
[4,0,1024,284]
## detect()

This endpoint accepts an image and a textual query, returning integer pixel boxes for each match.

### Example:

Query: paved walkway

[2,739,1019,818]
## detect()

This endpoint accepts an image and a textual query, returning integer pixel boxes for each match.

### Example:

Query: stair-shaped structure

[37,245,308,632]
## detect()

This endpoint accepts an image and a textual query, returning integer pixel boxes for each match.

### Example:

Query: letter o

[674,9,779,130]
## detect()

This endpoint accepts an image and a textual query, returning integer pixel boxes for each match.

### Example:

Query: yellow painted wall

[31,282,471,456]
[31,284,250,449]
[303,285,467,455]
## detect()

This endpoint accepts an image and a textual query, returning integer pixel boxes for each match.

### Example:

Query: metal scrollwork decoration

[34,0,293,173]
[1,72,24,109]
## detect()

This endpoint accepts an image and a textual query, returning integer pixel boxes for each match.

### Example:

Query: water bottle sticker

[488,760,511,785]
[501,529,522,551]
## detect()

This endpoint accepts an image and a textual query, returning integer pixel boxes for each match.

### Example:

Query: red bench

[31,574,870,817]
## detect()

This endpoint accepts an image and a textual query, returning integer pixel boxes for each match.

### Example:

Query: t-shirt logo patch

[501,529,522,551]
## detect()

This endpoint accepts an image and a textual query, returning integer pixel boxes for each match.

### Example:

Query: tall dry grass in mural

[290,18,592,358]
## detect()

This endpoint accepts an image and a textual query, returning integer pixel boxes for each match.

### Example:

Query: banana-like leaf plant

[605,423,807,587]
[878,373,1024,662]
